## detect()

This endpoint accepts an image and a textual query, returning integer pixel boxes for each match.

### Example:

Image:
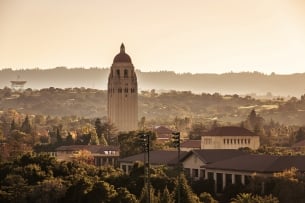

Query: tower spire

[120,43,125,53]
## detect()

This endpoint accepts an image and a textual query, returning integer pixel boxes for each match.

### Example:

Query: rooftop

[204,126,257,137]
[180,140,201,149]
[204,154,305,173]
[181,149,249,164]
[119,150,188,165]
[56,145,119,154]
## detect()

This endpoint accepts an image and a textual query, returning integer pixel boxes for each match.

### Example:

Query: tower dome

[113,43,132,63]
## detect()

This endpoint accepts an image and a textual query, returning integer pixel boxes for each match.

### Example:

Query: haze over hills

[1,67,305,97]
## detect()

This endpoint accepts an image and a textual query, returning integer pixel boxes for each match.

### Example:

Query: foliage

[230,193,279,203]
[0,153,203,203]
[199,192,218,203]
[173,174,200,203]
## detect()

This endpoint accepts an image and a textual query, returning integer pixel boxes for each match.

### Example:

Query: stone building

[107,43,138,132]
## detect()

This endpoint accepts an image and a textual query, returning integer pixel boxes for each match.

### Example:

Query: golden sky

[0,0,305,74]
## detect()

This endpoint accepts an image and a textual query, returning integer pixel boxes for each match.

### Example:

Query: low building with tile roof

[56,145,119,167]
[118,150,188,174]
[203,154,305,192]
[201,126,260,150]
[180,149,249,180]
[152,126,173,143]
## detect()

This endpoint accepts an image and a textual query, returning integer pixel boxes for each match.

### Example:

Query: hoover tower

[107,43,138,132]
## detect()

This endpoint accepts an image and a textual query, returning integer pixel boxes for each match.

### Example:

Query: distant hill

[1,67,305,96]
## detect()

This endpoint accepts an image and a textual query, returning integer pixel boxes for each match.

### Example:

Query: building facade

[201,126,260,150]
[107,43,138,132]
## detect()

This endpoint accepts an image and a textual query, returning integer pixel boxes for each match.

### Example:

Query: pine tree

[99,134,108,146]
[10,119,18,131]
[21,115,32,134]
[173,174,200,203]
[94,118,103,138]
[56,128,62,144]
[65,132,74,145]
[160,186,174,203]
[89,131,100,145]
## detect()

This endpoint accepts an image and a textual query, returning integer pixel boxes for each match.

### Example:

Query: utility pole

[172,131,181,203]
[140,133,150,203]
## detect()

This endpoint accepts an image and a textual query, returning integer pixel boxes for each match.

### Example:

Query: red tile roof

[181,149,249,164]
[119,150,188,165]
[204,154,305,173]
[292,140,305,148]
[180,140,201,148]
[154,126,173,134]
[204,126,257,137]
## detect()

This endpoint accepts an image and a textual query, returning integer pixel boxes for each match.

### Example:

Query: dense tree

[63,177,93,203]
[114,187,138,203]
[295,127,305,143]
[86,181,118,203]
[0,174,29,203]
[29,178,66,203]
[230,193,279,203]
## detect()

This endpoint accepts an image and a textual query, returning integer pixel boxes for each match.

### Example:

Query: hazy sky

[0,0,305,74]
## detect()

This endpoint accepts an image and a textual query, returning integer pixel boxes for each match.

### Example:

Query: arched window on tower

[118,88,122,93]
[116,69,120,77]
[124,69,128,78]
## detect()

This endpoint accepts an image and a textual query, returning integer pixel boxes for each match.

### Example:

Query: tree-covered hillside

[1,88,305,125]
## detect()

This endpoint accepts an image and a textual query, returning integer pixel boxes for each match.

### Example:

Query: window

[122,165,126,173]
[124,88,128,93]
[235,175,242,184]
[200,169,205,178]
[225,174,232,187]
[116,69,120,77]
[207,172,214,180]
[204,138,212,145]
[118,88,122,93]
[192,169,199,178]
[124,69,128,78]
